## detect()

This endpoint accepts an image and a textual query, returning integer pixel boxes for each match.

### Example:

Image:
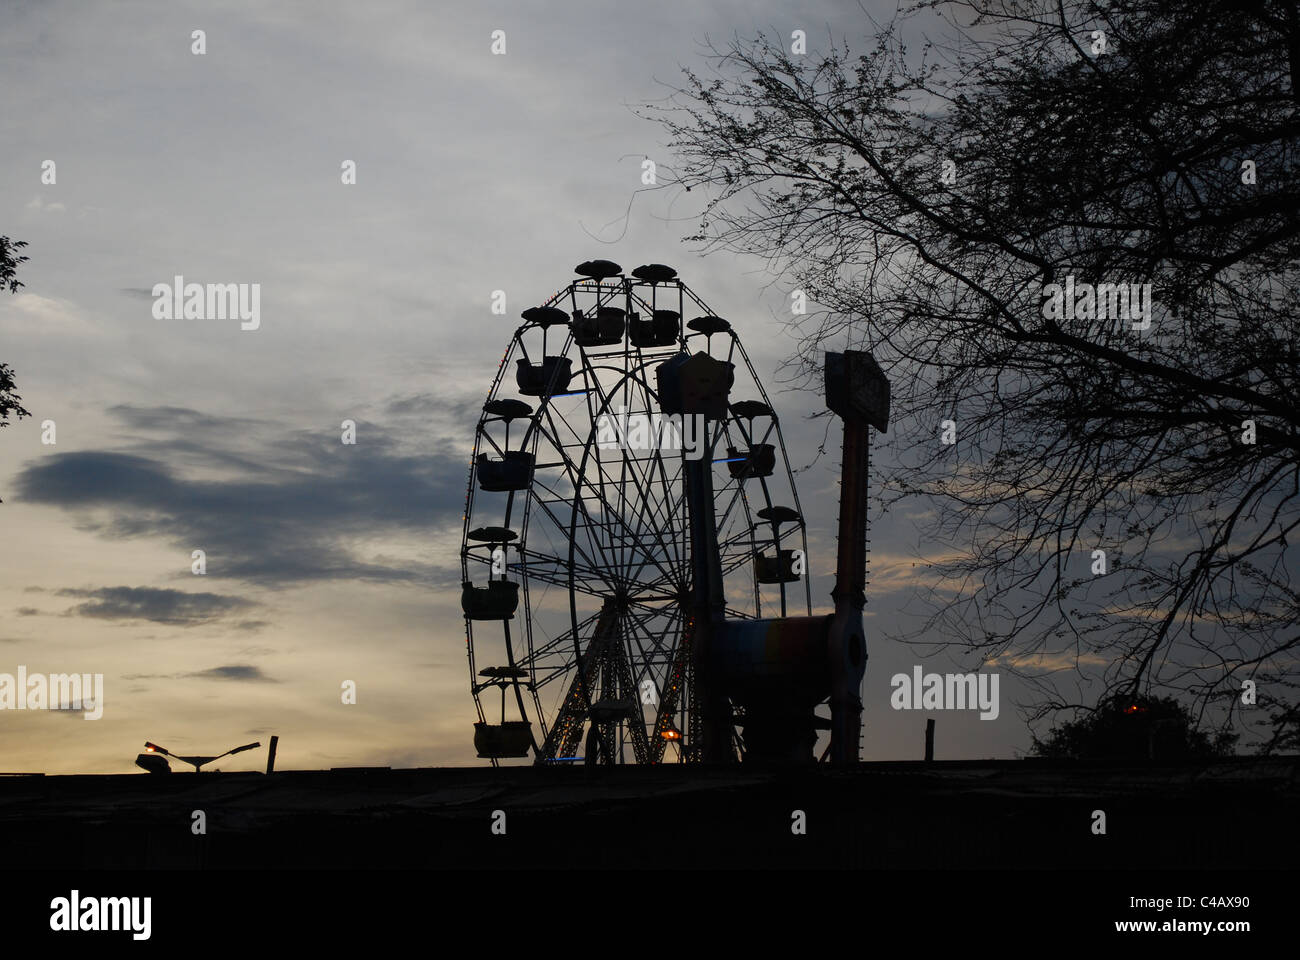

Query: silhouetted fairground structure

[1,263,1294,883]
[462,261,887,765]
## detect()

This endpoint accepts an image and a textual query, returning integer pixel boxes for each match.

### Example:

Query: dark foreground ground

[1,756,1295,869]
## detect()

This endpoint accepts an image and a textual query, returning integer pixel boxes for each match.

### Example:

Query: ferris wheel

[460,260,812,765]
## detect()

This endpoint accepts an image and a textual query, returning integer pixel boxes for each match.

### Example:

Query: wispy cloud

[123,663,277,682]
[57,585,256,625]
[186,664,277,682]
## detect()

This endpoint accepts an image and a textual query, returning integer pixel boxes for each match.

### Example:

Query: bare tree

[643,0,1300,748]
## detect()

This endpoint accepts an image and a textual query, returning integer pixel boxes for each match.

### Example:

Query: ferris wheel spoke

[620,473,689,587]
[571,466,685,594]
[603,503,687,593]
[527,484,619,592]
[516,537,609,590]
[629,465,689,571]
[527,620,596,664]
[716,524,764,555]
[515,552,612,599]
[588,445,693,593]
[532,405,633,586]
[711,468,756,531]
[578,368,682,513]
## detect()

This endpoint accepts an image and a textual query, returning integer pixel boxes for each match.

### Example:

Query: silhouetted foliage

[1257,683,1300,754]
[1,236,30,430]
[0,236,26,294]
[646,0,1300,747]
[0,364,29,429]
[1032,694,1238,761]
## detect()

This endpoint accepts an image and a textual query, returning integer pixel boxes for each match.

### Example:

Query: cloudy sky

[0,0,1048,774]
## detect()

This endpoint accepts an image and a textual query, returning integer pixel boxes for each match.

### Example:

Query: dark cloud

[385,393,479,423]
[14,408,469,586]
[106,404,264,435]
[15,607,40,616]
[57,586,255,625]
[123,663,277,682]
[186,664,276,682]
[385,393,444,416]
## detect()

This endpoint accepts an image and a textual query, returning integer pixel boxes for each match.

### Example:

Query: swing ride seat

[726,443,776,479]
[473,720,533,759]
[515,356,574,397]
[628,310,680,348]
[476,451,534,492]
[461,580,520,620]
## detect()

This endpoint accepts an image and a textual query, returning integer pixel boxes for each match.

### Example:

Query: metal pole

[685,448,730,762]
[265,735,278,774]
